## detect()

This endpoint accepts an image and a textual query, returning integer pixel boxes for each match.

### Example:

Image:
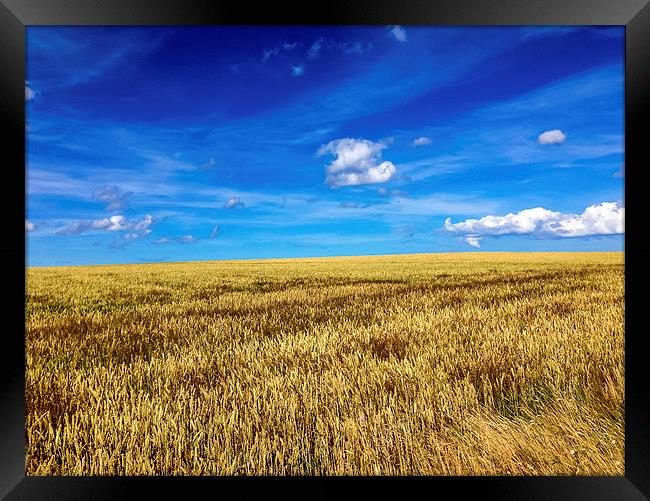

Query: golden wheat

[25,252,624,475]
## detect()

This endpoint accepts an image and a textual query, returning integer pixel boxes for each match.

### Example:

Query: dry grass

[25,252,624,475]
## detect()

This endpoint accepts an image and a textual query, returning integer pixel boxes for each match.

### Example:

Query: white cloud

[465,236,482,248]
[92,215,127,231]
[210,225,220,239]
[25,85,36,100]
[444,202,624,246]
[412,136,432,146]
[318,138,397,187]
[57,214,154,236]
[223,196,245,209]
[390,26,407,42]
[538,129,567,145]
[152,237,172,245]
[291,65,305,77]
[25,220,35,232]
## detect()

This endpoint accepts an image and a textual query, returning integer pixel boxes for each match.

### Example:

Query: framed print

[1,0,649,499]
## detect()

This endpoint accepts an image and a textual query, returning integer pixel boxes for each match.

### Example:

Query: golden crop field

[25,252,624,476]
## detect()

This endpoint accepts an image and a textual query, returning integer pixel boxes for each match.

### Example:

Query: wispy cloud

[389,26,407,42]
[27,169,93,198]
[28,28,170,90]
[613,163,624,178]
[26,220,35,232]
[210,225,220,239]
[202,157,217,170]
[318,138,397,187]
[395,154,468,182]
[223,196,245,209]
[307,37,372,59]
[308,38,323,58]
[291,65,305,77]
[179,235,199,244]
[444,202,624,246]
[56,214,154,236]
[263,41,299,62]
[342,41,373,54]
[152,234,199,245]
[262,47,280,62]
[378,187,407,197]
[92,185,132,211]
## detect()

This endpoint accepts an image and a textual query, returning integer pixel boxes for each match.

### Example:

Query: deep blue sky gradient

[26,26,624,266]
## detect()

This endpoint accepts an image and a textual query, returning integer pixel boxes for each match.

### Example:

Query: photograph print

[25,25,624,475]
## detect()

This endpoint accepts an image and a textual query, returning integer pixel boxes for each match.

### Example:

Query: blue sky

[25,26,624,266]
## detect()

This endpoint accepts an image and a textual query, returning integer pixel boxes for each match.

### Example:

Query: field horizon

[26,251,624,475]
[25,250,625,270]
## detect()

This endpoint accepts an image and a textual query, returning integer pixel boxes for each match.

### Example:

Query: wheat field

[25,252,624,475]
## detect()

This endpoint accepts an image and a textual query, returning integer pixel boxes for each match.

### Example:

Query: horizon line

[25,249,625,269]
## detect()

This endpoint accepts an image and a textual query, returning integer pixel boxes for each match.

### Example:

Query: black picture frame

[2,0,648,499]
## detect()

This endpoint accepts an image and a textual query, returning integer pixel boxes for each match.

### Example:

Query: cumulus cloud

[318,138,397,187]
[223,196,245,209]
[57,214,154,236]
[444,202,624,246]
[390,25,407,42]
[538,129,567,145]
[412,136,432,147]
[92,185,132,211]
[291,65,305,77]
[25,220,35,232]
